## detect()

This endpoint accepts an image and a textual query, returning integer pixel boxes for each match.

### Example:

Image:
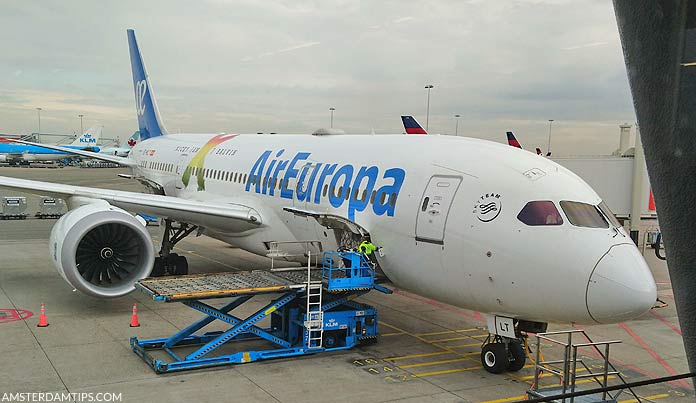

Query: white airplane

[99,131,139,157]
[0,126,102,164]
[0,29,657,374]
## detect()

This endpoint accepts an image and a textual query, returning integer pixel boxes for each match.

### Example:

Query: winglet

[127,29,167,140]
[506,131,522,149]
[401,116,427,135]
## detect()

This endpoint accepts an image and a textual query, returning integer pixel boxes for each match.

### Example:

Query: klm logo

[246,149,406,221]
[79,134,96,144]
[135,80,147,116]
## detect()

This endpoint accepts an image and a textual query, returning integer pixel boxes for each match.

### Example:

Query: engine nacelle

[49,200,154,298]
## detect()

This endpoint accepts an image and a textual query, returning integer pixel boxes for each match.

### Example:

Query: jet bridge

[130,250,391,373]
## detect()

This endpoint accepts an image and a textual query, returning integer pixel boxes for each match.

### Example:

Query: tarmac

[0,166,693,403]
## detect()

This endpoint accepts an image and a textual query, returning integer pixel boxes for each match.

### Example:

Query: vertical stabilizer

[506,131,522,149]
[127,29,167,140]
[401,116,428,134]
[70,125,102,146]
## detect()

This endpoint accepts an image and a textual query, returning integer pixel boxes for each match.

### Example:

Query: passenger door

[415,175,462,244]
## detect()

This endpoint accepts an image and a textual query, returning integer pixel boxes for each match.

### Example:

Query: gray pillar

[613,0,696,380]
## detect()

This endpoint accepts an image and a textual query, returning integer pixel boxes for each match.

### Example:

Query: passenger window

[517,201,563,226]
[345,187,351,200]
[370,191,376,204]
[323,184,328,197]
[560,201,609,228]
[389,194,396,207]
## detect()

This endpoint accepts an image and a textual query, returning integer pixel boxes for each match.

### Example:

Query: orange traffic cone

[37,303,49,327]
[130,303,140,327]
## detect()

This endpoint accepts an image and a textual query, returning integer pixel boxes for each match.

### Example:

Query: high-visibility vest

[358,241,376,255]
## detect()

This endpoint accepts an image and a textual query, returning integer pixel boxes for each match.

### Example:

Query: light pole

[78,114,84,135]
[454,114,461,136]
[424,84,434,131]
[36,107,42,142]
[329,107,335,128]
[547,119,554,155]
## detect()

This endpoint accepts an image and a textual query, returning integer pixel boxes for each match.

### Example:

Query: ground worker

[358,239,377,256]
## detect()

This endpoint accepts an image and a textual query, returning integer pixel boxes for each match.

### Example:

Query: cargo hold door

[415,175,462,245]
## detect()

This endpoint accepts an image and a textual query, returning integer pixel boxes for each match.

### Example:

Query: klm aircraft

[0,30,657,374]
[0,126,101,164]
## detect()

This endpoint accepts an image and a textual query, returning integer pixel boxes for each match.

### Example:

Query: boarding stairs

[528,329,642,402]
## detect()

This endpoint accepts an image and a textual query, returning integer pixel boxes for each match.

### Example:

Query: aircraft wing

[0,176,263,232]
[8,139,136,167]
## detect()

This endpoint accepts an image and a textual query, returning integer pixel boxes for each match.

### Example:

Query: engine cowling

[49,200,155,298]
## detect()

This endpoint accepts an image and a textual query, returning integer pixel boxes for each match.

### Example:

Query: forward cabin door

[415,175,462,245]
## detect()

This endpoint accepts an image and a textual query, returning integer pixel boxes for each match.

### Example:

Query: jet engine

[49,200,154,298]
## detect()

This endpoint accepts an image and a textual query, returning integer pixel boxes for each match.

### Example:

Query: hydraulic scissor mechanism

[481,315,548,374]
[151,219,199,277]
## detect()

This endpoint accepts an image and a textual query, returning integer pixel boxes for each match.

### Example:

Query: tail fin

[506,131,522,148]
[71,125,102,146]
[125,131,140,148]
[127,29,167,140]
[401,116,427,134]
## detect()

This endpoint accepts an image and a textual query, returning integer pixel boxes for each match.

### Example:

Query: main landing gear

[480,316,547,374]
[150,219,198,277]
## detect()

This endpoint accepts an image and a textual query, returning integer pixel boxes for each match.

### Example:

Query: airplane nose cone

[586,244,657,324]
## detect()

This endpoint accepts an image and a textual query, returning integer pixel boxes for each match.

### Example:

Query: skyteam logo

[135,80,147,116]
[246,149,406,220]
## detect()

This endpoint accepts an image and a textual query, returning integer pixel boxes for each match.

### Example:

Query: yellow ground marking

[397,355,479,369]
[619,394,670,403]
[446,342,482,349]
[428,336,473,343]
[478,396,526,403]
[415,328,481,337]
[518,366,588,381]
[381,332,407,337]
[413,365,481,377]
[380,321,482,367]
[478,376,630,403]
[383,351,454,361]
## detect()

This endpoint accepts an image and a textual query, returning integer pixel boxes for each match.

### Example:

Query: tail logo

[135,80,147,116]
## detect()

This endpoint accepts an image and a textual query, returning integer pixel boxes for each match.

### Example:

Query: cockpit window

[598,201,622,228]
[560,201,609,228]
[517,201,564,226]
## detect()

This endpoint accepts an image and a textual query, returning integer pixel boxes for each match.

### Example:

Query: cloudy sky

[0,0,636,154]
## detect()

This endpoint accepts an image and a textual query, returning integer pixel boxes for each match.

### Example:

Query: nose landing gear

[480,316,547,374]
[481,335,527,374]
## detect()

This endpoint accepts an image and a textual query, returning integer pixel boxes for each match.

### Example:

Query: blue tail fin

[127,29,167,140]
[401,116,427,134]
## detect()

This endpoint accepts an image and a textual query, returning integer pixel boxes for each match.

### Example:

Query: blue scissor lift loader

[131,250,391,373]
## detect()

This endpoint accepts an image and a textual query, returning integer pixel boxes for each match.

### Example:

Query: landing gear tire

[151,257,165,277]
[481,343,509,374]
[173,255,188,275]
[150,254,189,277]
[507,340,526,372]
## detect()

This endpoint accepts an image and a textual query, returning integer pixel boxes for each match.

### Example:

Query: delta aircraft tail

[401,116,427,134]
[70,125,102,147]
[506,131,522,149]
[127,29,167,140]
